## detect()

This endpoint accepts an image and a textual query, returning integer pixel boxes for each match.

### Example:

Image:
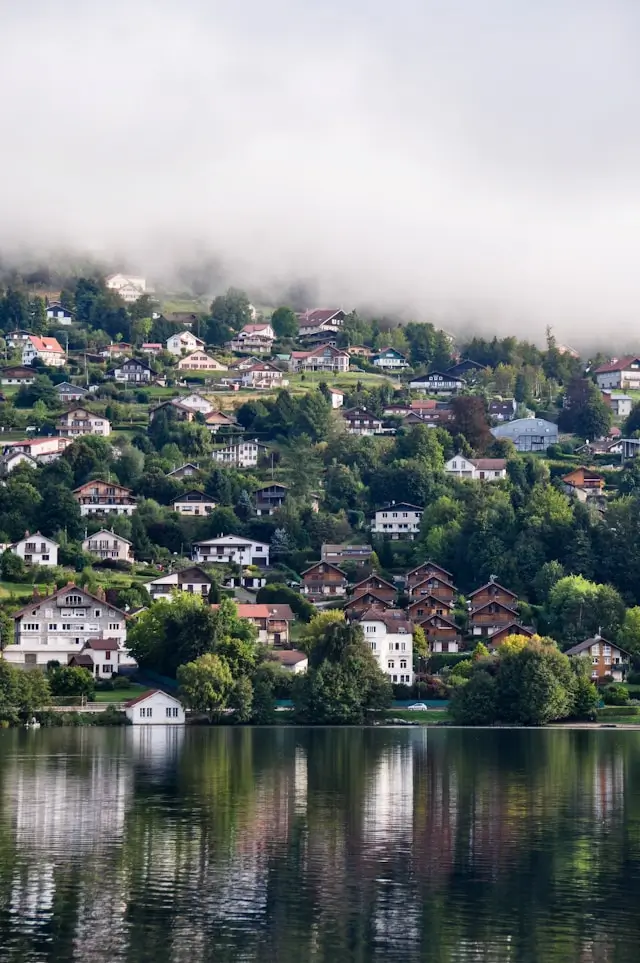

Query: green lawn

[382,708,450,724]
[92,686,152,703]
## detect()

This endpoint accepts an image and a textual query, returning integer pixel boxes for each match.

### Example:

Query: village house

[594,357,640,391]
[175,393,215,414]
[171,490,217,515]
[144,566,213,602]
[360,609,414,685]
[106,273,146,299]
[204,410,237,433]
[341,407,384,436]
[268,650,308,673]
[226,322,275,354]
[100,343,132,360]
[166,463,201,479]
[73,480,137,516]
[5,583,130,668]
[446,359,487,379]
[406,561,455,592]
[289,344,350,374]
[10,532,59,567]
[327,387,344,408]
[82,529,134,562]
[351,574,397,603]
[565,636,631,683]
[22,335,65,367]
[46,302,74,324]
[370,502,423,539]
[69,638,127,679]
[0,366,35,385]
[347,345,373,359]
[343,590,392,621]
[406,594,454,622]
[444,455,507,481]
[419,614,462,653]
[491,417,558,452]
[6,330,33,350]
[149,399,198,423]
[192,534,269,567]
[297,309,346,339]
[408,572,456,603]
[125,690,185,725]
[4,437,71,462]
[212,440,268,468]
[254,482,289,515]
[241,362,287,389]
[213,602,295,647]
[486,623,534,650]
[409,371,466,394]
[601,391,633,418]
[468,582,519,636]
[0,450,37,476]
[55,382,89,403]
[57,407,111,438]
[301,561,348,599]
[321,543,373,567]
[371,347,410,370]
[109,358,155,383]
[176,351,227,371]
[561,467,606,503]
[489,399,517,421]
[141,343,163,356]
[166,331,206,356]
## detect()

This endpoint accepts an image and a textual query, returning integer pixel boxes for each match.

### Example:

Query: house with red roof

[227,322,275,355]
[22,335,65,367]
[211,601,295,646]
[594,357,640,390]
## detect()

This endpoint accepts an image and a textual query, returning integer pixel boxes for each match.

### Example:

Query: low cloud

[2,0,640,346]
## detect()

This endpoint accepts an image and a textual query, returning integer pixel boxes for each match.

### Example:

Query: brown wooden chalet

[344,590,392,620]
[468,581,518,611]
[487,623,534,650]
[420,613,462,653]
[351,574,396,602]
[407,594,453,621]
[300,561,348,600]
[469,600,519,637]
[409,574,456,602]
[406,561,455,593]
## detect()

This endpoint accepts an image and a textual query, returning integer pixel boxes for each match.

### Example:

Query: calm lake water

[0,726,638,963]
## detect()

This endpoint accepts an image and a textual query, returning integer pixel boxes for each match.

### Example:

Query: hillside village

[0,270,640,722]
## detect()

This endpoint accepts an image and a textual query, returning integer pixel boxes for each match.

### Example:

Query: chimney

[95,586,106,601]
[32,587,40,601]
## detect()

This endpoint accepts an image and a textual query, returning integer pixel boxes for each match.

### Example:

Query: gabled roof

[406,560,454,579]
[487,622,534,645]
[83,528,132,544]
[593,357,640,375]
[268,649,308,666]
[298,309,344,325]
[83,638,120,652]
[56,381,87,393]
[359,608,413,632]
[352,574,396,593]
[469,600,518,617]
[73,479,133,495]
[371,502,423,514]
[28,336,64,353]
[254,482,288,493]
[110,357,155,371]
[13,582,127,619]
[69,654,94,668]
[373,346,407,359]
[125,688,182,708]
[301,561,347,577]
[167,463,200,476]
[468,582,518,600]
[205,410,236,423]
[241,323,273,334]
[470,459,507,471]
[171,489,217,503]
[411,574,456,592]
[407,593,454,611]
[343,589,389,608]
[419,613,460,630]
[410,370,465,383]
[564,637,632,657]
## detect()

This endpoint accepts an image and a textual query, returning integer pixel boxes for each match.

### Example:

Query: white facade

[409,373,465,394]
[212,441,267,468]
[125,690,185,725]
[82,530,133,562]
[192,535,269,567]
[361,615,414,685]
[6,585,129,668]
[328,388,344,409]
[11,533,58,567]
[595,360,640,391]
[57,408,111,438]
[176,351,227,371]
[444,456,507,481]
[106,274,146,301]
[371,504,423,539]
[171,493,217,515]
[602,392,633,417]
[144,568,212,602]
[166,331,205,356]
[372,349,410,370]
[22,336,66,367]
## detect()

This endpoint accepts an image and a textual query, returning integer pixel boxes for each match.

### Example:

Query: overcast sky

[1,0,640,343]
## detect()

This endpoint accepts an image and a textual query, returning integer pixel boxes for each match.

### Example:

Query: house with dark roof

[371,347,410,371]
[370,502,423,539]
[486,623,534,650]
[409,371,465,394]
[445,455,507,480]
[109,357,156,383]
[268,649,308,673]
[565,636,631,683]
[301,561,348,600]
[420,614,462,653]
[489,399,517,421]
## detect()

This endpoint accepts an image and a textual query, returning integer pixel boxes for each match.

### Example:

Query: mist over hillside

[2,0,640,346]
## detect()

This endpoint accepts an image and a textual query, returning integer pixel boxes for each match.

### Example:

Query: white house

[70,638,125,679]
[22,336,65,367]
[602,391,633,418]
[57,407,111,438]
[82,530,133,562]
[106,274,147,302]
[144,566,212,602]
[11,533,59,567]
[46,303,74,325]
[6,583,130,668]
[370,502,423,539]
[268,650,308,673]
[0,450,38,476]
[192,535,269,567]
[328,388,344,409]
[226,323,275,354]
[176,351,227,371]
[125,690,185,725]
[297,309,346,338]
[409,371,465,394]
[371,347,410,370]
[109,358,155,383]
[171,490,217,515]
[289,344,350,373]
[241,362,287,389]
[594,357,640,391]
[177,393,215,415]
[444,456,507,481]
[166,331,206,356]
[212,440,268,468]
[360,609,414,685]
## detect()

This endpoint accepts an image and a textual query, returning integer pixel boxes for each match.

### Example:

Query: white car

[407,703,429,711]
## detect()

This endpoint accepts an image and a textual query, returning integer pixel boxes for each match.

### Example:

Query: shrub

[627,670,640,686]
[112,676,132,690]
[602,684,630,706]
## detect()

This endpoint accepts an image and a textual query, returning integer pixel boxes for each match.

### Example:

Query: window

[48,624,57,631]
[592,657,599,665]
[24,623,39,632]
[388,661,395,669]
[370,642,377,651]
[104,664,113,674]
[108,623,120,631]
[603,645,611,656]
[42,555,49,562]
[94,609,102,618]
[604,657,611,666]
[62,624,71,631]
[65,595,82,606]
[400,660,407,669]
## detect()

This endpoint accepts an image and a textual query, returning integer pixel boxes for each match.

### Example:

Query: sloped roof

[83,638,120,652]
[29,336,64,353]
[593,357,640,374]
[13,583,126,618]
[125,688,182,708]
[468,582,518,600]
[565,637,631,657]
[268,649,308,666]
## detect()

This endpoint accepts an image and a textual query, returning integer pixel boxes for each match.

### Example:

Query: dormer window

[65,595,83,606]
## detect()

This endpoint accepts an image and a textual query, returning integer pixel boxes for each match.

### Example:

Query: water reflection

[0,728,638,962]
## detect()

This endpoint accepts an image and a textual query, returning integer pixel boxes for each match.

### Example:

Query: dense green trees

[271,306,298,339]
[558,377,612,439]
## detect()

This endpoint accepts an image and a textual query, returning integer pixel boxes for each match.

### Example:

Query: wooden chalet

[343,590,391,620]
[300,561,348,600]
[351,574,396,602]
[420,614,462,654]
[469,600,519,637]
[406,594,453,621]
[406,561,455,593]
[468,581,518,611]
[409,573,456,602]
[487,623,534,650]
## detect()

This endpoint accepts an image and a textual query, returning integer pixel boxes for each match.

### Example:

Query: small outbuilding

[125,689,186,725]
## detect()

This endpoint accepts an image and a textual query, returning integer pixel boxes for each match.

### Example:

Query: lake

[0,726,638,962]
